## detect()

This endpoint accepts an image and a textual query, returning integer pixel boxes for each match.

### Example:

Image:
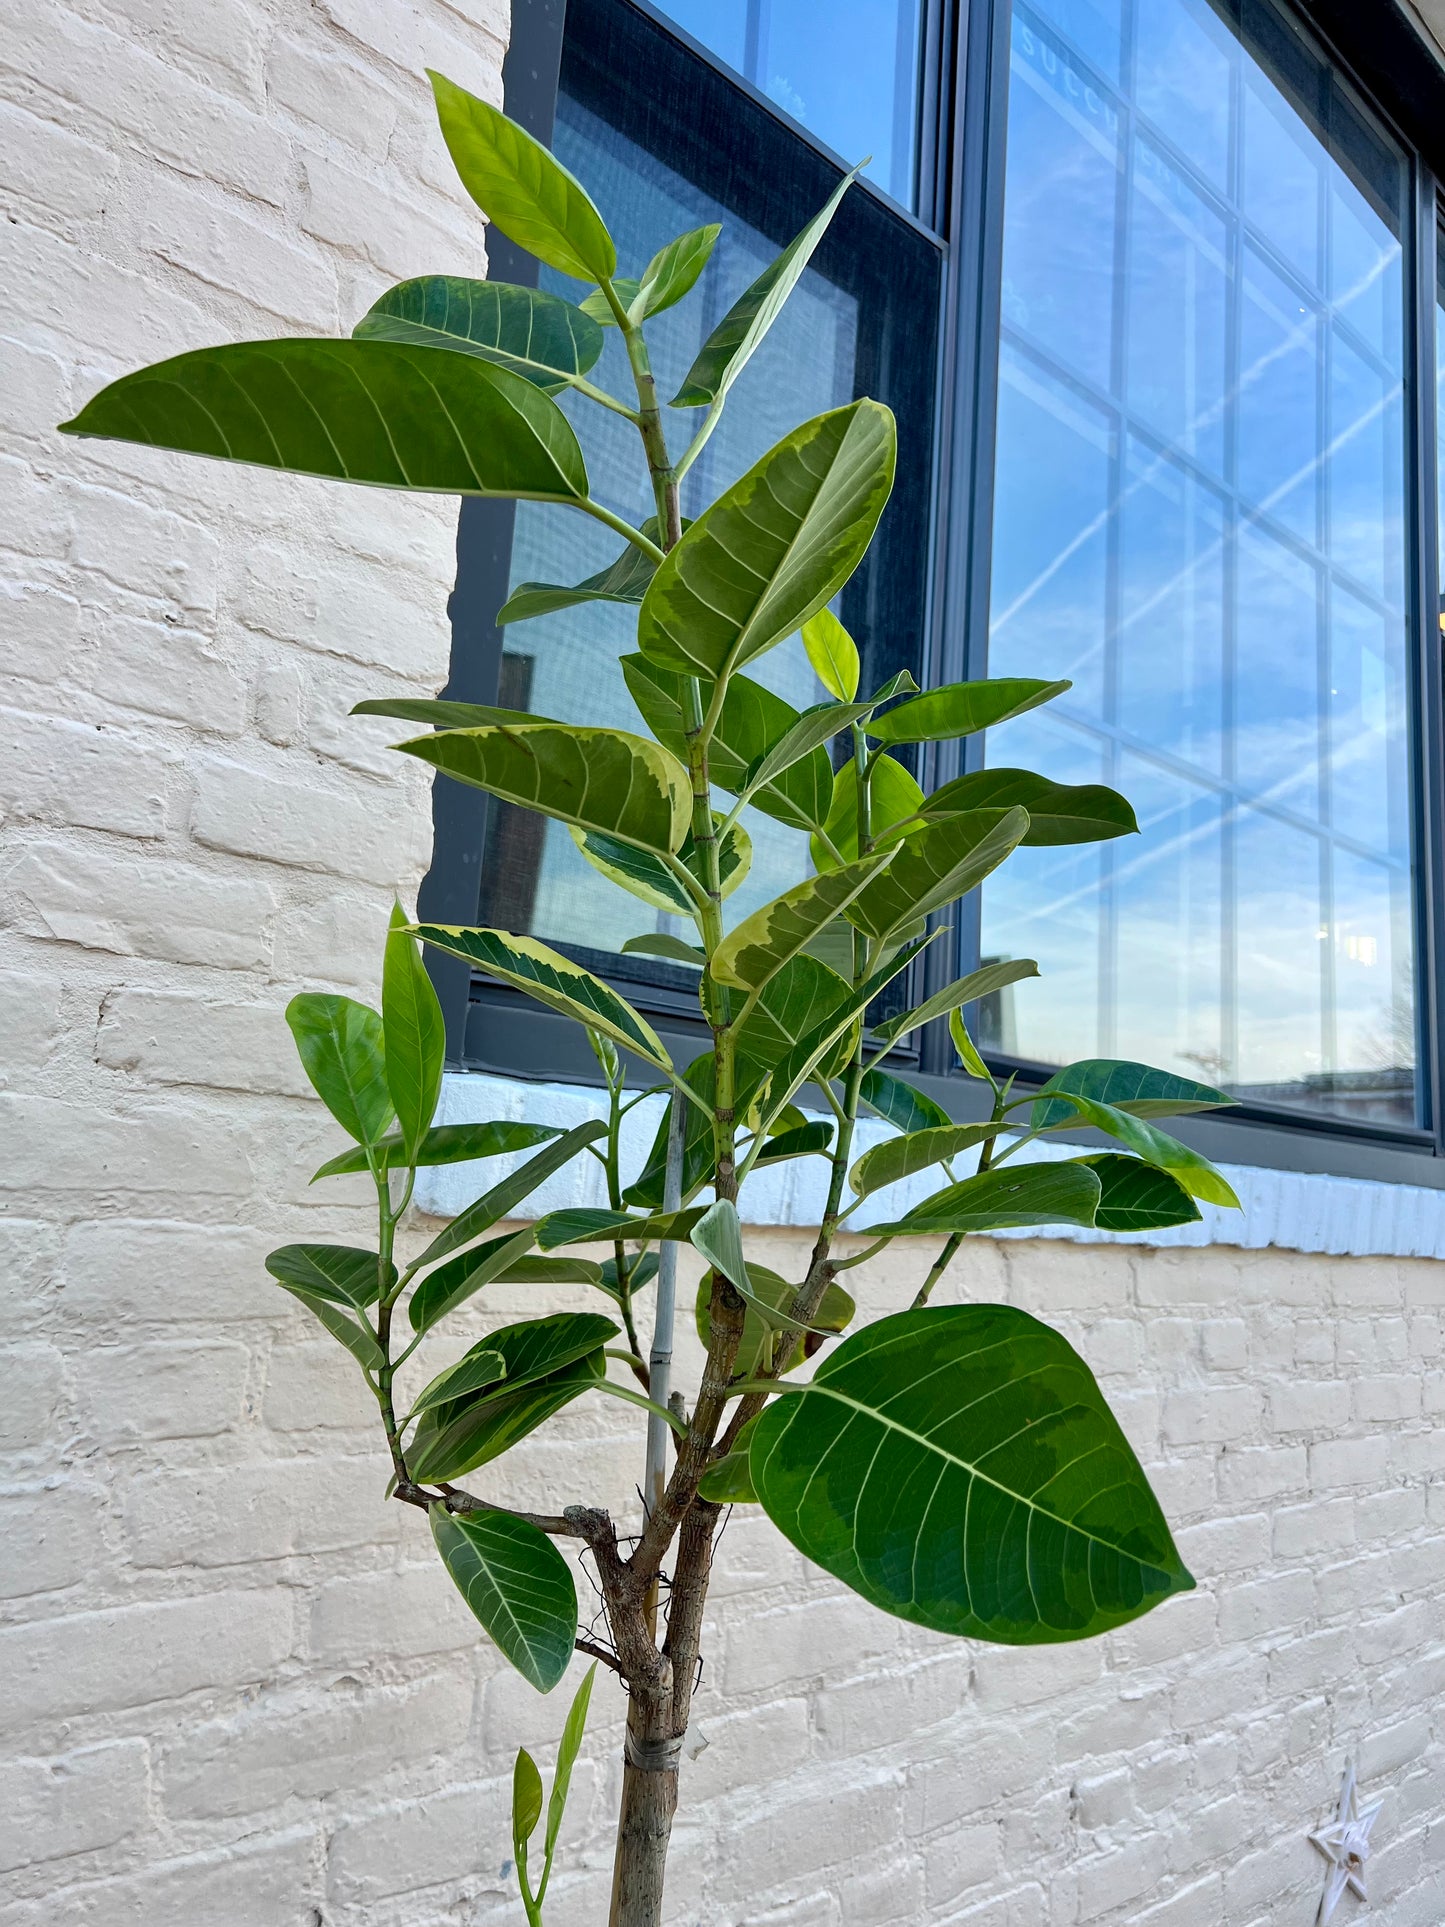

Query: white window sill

[413,1071,1445,1261]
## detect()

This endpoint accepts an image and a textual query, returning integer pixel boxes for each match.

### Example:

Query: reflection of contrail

[991,220,1399,642]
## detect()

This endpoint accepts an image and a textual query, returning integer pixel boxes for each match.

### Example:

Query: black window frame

[420,0,1445,1191]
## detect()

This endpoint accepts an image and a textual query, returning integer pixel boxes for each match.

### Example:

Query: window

[427,0,1445,1178]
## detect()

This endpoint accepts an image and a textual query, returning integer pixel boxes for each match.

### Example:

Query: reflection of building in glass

[980,0,1416,1128]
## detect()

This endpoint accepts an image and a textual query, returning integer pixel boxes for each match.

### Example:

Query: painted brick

[0,1093,251,1202]
[57,1219,276,1326]
[2,838,277,968]
[0,1343,68,1452]
[0,1739,149,1872]
[0,1484,106,1598]
[0,1591,294,1733]
[0,706,172,839]
[96,986,306,1095]
[123,1455,395,1568]
[72,1339,251,1443]
[190,751,425,880]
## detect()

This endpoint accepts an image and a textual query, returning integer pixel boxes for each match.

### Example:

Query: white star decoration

[1309,1762,1383,1923]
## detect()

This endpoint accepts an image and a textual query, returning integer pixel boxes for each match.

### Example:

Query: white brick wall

[3,1,1445,1923]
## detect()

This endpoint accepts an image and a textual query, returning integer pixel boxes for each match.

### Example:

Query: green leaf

[496,1256,606,1287]
[416,929,674,1074]
[533,1207,705,1249]
[408,1348,508,1419]
[672,168,859,408]
[409,1119,608,1275]
[698,1445,758,1504]
[273,1285,387,1374]
[752,1120,834,1167]
[748,938,933,1140]
[61,340,588,501]
[514,1748,544,1868]
[736,955,853,1076]
[383,905,445,1162]
[742,699,873,803]
[579,277,640,322]
[711,852,892,994]
[848,1124,999,1200]
[265,1243,392,1310]
[398,724,690,857]
[922,770,1138,845]
[623,657,834,834]
[621,933,706,966]
[432,1316,620,1411]
[801,608,860,701]
[586,224,720,325]
[546,1661,599,1856]
[354,277,603,392]
[865,1161,1102,1237]
[622,1057,720,1210]
[570,810,750,915]
[353,697,547,730]
[949,1007,993,1082]
[408,1226,537,1336]
[410,1352,606,1482]
[749,1305,1193,1642]
[868,678,1071,745]
[870,960,1041,1049]
[860,1068,953,1134]
[637,401,896,682]
[286,993,392,1146]
[499,542,655,625]
[812,755,923,870]
[311,1119,563,1181]
[1031,1092,1240,1209]
[428,70,616,282]
[430,1505,578,1691]
[697,1266,854,1377]
[847,809,1030,943]
[1075,1154,1203,1232]
[1032,1060,1234,1120]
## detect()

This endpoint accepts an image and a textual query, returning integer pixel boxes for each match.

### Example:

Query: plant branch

[578,497,667,562]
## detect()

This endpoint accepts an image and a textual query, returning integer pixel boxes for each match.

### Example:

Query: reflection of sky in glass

[495,96,849,957]
[982,0,1415,1126]
[655,1,923,208]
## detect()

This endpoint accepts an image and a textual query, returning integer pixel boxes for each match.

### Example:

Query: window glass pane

[982,0,1416,1128]
[653,0,925,209]
[478,0,940,1000]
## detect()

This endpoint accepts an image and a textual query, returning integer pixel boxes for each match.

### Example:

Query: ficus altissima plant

[62,69,1243,1926]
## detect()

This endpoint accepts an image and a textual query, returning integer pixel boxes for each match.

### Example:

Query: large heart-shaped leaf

[869,678,1071,744]
[711,853,892,995]
[922,770,1138,845]
[410,1352,605,1482]
[846,808,1029,943]
[430,1505,578,1691]
[749,1304,1194,1642]
[1032,1060,1234,1120]
[286,993,392,1146]
[354,278,603,391]
[60,340,588,501]
[398,724,690,856]
[637,402,896,682]
[1031,1092,1239,1209]
[415,928,673,1075]
[672,168,857,409]
[848,1123,998,1200]
[865,1160,1102,1237]
[311,1119,563,1181]
[383,906,446,1162]
[429,70,616,283]
[623,657,834,834]
[1075,1154,1202,1231]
